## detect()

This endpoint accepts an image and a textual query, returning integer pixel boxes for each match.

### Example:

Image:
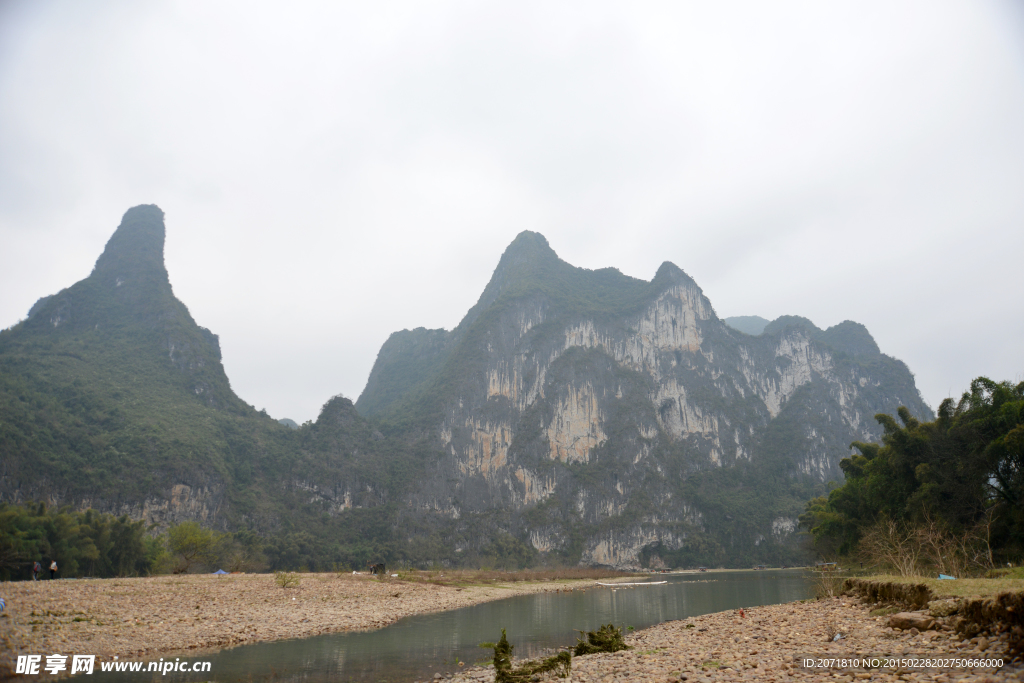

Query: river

[82,569,812,683]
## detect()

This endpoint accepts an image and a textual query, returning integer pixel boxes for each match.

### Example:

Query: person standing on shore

[49,560,57,580]
[32,561,41,581]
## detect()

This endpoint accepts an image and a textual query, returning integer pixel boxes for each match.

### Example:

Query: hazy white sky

[1,0,1022,423]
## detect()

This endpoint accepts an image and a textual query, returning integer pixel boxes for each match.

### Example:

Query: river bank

[443,596,1022,683]
[0,571,599,668]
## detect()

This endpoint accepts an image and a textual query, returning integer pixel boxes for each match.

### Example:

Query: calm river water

[84,569,812,683]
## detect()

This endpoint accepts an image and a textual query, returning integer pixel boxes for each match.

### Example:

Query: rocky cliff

[359,232,933,568]
[1,208,934,571]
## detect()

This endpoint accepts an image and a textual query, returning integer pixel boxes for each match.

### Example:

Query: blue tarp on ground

[938,574,956,580]
[212,569,228,575]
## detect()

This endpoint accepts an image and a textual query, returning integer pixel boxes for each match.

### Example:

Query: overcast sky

[1,1,1022,423]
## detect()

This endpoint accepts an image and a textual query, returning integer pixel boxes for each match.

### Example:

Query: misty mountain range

[0,206,931,568]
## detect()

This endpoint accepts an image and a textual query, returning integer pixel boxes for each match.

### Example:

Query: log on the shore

[888,611,936,631]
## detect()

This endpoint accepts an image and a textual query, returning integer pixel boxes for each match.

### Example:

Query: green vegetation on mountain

[0,206,259,505]
[355,327,451,419]
[0,206,459,575]
[464,232,663,322]
[728,313,883,357]
[357,232,676,425]
[801,377,1024,571]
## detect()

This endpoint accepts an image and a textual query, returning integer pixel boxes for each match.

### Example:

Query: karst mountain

[0,207,931,568]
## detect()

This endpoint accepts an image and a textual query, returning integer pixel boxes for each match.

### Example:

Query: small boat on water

[597,581,668,586]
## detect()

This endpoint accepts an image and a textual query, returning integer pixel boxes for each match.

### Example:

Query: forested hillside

[0,206,446,574]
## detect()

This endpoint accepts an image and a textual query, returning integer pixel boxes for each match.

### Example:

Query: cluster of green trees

[0,504,299,580]
[0,505,334,579]
[801,377,1023,574]
[0,502,546,581]
[0,503,158,580]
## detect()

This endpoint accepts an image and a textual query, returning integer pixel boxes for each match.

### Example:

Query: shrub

[275,571,300,588]
[573,624,630,656]
[481,629,571,682]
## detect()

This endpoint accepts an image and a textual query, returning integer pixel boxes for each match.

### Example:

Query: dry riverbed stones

[443,598,1021,683]
[1,572,590,667]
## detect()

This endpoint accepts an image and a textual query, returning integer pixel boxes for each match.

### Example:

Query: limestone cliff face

[359,232,932,568]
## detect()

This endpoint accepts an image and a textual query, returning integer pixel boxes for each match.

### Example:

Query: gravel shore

[5,577,1021,682]
[0,572,591,664]
[443,597,1021,683]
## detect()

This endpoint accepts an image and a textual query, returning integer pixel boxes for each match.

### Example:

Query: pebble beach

[445,596,1021,683]
[0,572,591,665]
[2,574,1021,682]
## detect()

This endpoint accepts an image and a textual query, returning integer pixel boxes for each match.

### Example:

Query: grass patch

[986,567,1024,580]
[858,573,1024,600]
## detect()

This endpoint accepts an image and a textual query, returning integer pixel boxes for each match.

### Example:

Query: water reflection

[80,570,811,683]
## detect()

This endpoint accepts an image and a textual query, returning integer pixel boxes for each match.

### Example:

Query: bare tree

[914,515,971,578]
[975,506,998,570]
[858,517,921,577]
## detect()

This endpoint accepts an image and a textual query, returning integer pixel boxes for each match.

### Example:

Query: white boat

[597,581,667,586]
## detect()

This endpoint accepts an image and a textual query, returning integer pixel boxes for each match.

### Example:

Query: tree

[0,505,36,579]
[167,521,216,573]
[801,378,1024,568]
[0,503,156,579]
[948,378,1024,542]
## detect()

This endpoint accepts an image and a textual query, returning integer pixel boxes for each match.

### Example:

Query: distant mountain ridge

[723,315,770,336]
[724,314,883,357]
[358,231,932,567]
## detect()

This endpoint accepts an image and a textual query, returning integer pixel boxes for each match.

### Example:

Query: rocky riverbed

[440,597,1021,683]
[0,572,592,667]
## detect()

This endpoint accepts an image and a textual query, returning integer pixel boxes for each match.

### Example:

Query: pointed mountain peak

[91,204,168,286]
[817,320,880,356]
[651,261,695,287]
[24,205,174,332]
[461,231,562,318]
[14,204,243,411]
[503,230,555,254]
[494,231,559,273]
